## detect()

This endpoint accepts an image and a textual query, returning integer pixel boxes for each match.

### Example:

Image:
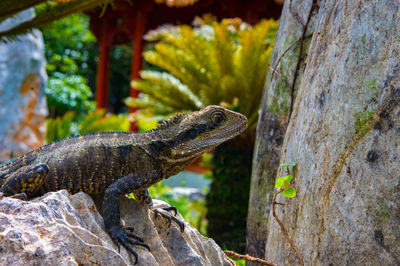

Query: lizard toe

[162,206,178,216]
[151,207,185,233]
[108,226,149,264]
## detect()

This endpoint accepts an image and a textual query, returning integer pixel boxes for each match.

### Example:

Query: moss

[364,77,379,103]
[365,78,377,90]
[268,80,291,116]
[355,109,375,135]
[267,32,312,116]
[372,202,391,227]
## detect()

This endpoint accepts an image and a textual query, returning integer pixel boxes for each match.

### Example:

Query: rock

[0,190,232,266]
[260,0,400,265]
[0,9,48,162]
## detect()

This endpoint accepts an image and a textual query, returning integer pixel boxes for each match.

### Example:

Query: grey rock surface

[0,190,232,266]
[0,9,48,162]
[263,0,400,265]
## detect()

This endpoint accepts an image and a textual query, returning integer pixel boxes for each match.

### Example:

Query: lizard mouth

[172,116,247,157]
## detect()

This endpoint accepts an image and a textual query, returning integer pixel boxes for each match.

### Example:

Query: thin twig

[224,251,278,266]
[289,0,305,27]
[269,34,312,83]
[272,190,304,265]
[268,66,291,89]
[288,2,316,121]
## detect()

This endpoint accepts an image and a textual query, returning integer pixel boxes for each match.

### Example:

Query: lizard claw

[108,226,150,264]
[151,207,185,233]
[162,206,177,216]
[9,192,28,201]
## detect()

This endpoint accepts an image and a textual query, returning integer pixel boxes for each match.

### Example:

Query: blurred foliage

[231,258,245,266]
[128,182,208,235]
[108,44,132,113]
[78,109,130,134]
[43,13,134,115]
[46,73,95,117]
[46,110,76,142]
[46,109,130,143]
[127,17,278,129]
[42,13,97,117]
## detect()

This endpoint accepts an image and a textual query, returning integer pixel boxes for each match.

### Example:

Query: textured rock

[0,9,48,162]
[262,0,400,265]
[246,0,317,259]
[0,190,232,266]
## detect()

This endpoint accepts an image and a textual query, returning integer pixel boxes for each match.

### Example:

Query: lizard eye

[211,112,225,124]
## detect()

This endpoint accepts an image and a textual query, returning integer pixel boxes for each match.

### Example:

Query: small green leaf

[280,162,297,167]
[275,175,293,189]
[282,175,293,183]
[275,177,285,189]
[282,187,296,197]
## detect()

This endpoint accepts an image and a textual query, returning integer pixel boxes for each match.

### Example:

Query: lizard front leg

[133,189,185,233]
[102,174,150,264]
[0,163,49,199]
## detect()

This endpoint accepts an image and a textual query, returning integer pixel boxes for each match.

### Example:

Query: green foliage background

[42,13,97,117]
[127,18,279,129]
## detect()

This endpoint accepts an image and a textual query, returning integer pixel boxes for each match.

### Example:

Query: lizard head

[158,105,247,160]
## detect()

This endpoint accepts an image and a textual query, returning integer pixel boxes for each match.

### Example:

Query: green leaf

[283,175,293,183]
[281,187,296,198]
[280,162,297,167]
[275,175,293,189]
[275,177,285,189]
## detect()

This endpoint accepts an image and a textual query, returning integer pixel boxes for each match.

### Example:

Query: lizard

[0,105,247,264]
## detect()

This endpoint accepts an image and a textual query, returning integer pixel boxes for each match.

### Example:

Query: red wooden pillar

[129,8,147,131]
[96,42,110,109]
[95,22,113,109]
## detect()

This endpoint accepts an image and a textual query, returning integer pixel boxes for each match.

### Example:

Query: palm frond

[129,19,279,129]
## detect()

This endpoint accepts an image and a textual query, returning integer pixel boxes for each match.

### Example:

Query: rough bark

[262,0,400,265]
[246,0,318,259]
[0,9,48,162]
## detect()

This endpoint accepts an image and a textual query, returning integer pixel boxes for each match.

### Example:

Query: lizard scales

[0,105,247,264]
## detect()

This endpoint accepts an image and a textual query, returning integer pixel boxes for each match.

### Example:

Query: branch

[0,0,46,22]
[289,0,304,27]
[272,189,303,265]
[224,251,278,266]
[288,2,316,121]
[268,66,291,89]
[269,33,312,83]
[0,0,114,43]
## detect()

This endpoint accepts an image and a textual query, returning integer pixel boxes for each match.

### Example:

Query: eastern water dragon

[0,105,247,264]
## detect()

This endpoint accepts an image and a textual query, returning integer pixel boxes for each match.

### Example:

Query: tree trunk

[252,0,400,265]
[246,0,317,259]
[206,134,254,253]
